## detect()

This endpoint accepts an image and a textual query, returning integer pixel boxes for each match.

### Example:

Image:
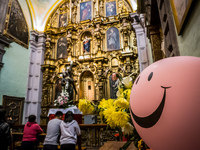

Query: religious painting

[80,1,92,21]
[106,1,117,17]
[3,0,29,48]
[57,37,67,59]
[109,73,119,99]
[170,0,194,35]
[59,13,67,27]
[107,27,120,51]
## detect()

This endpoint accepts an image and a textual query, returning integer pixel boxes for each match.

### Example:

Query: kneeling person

[43,111,63,150]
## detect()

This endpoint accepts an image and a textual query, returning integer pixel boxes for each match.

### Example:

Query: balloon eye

[135,76,140,85]
[148,72,153,81]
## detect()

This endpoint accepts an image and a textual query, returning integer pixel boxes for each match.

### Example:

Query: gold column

[149,26,164,62]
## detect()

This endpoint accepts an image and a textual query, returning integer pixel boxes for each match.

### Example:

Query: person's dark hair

[64,111,74,123]
[28,115,36,122]
[55,111,63,117]
[0,108,6,122]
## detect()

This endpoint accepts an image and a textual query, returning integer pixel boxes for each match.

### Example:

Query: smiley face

[130,56,200,150]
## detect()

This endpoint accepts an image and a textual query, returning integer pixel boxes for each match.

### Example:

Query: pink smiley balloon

[130,56,200,150]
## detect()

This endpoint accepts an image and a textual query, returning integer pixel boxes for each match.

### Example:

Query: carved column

[24,31,45,124]
[149,26,164,61]
[0,34,12,71]
[130,13,150,72]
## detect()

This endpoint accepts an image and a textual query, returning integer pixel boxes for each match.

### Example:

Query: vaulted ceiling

[25,0,137,31]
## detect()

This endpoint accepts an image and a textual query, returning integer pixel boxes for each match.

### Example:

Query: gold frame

[3,0,29,48]
[170,0,194,35]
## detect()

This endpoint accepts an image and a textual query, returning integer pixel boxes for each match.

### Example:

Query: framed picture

[80,1,92,21]
[59,13,67,27]
[170,0,194,35]
[3,0,29,48]
[57,37,67,59]
[106,1,117,17]
[107,27,120,51]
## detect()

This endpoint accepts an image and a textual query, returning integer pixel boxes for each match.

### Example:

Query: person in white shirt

[60,111,81,150]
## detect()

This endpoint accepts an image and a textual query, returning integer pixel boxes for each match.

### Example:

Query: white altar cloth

[47,106,82,116]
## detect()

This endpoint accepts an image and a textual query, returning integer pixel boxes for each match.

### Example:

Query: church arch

[79,71,94,101]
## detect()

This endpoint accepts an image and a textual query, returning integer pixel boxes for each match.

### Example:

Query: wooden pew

[12,124,108,150]
[12,132,85,150]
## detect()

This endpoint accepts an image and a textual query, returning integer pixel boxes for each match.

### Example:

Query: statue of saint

[66,30,72,43]
[83,36,90,53]
[61,61,77,102]
[109,73,119,99]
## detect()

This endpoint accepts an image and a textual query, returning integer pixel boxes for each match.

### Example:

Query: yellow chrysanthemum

[110,110,130,128]
[103,105,116,120]
[98,99,115,110]
[122,89,132,102]
[78,99,94,115]
[114,97,129,109]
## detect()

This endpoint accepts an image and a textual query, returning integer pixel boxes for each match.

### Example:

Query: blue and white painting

[107,27,120,51]
[80,1,92,21]
[106,1,117,17]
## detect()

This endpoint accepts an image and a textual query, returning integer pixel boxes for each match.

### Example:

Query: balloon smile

[130,86,171,128]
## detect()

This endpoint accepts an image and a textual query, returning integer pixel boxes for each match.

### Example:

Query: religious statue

[66,30,72,43]
[94,24,102,38]
[83,36,90,53]
[61,61,77,102]
[45,34,51,48]
[109,73,119,99]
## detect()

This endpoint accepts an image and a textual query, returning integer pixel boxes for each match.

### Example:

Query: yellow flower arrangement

[78,98,94,115]
[114,97,129,109]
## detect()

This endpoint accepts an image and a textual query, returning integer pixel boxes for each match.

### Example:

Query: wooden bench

[15,142,86,150]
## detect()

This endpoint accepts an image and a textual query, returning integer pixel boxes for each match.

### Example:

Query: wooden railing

[11,124,118,150]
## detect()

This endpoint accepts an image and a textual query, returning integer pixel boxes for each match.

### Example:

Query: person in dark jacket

[60,111,81,150]
[21,115,43,150]
[0,107,12,150]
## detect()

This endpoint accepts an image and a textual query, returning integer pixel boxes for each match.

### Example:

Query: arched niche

[79,71,94,101]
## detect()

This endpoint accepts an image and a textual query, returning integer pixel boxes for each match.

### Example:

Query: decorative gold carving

[41,0,139,123]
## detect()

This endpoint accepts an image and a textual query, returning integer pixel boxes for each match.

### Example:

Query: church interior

[0,0,200,150]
